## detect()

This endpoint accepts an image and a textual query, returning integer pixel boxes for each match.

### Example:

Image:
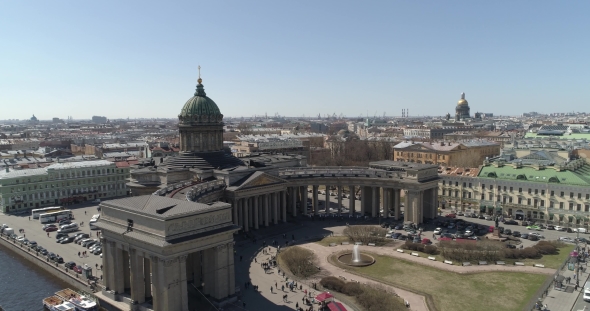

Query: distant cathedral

[455,92,470,121]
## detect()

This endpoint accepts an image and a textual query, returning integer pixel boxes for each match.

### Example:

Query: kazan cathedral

[127,75,307,228]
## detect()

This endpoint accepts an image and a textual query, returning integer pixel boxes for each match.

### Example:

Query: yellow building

[393,141,500,167]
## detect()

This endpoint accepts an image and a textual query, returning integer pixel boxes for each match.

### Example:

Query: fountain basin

[337,253,375,267]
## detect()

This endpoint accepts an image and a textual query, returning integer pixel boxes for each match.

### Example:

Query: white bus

[39,210,73,224]
[31,206,63,219]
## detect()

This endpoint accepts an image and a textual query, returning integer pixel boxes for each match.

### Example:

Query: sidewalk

[541,262,590,311]
[237,244,355,311]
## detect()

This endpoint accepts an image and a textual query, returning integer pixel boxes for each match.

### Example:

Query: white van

[577,228,588,233]
[3,228,14,236]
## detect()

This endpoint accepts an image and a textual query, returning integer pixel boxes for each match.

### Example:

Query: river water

[0,244,69,311]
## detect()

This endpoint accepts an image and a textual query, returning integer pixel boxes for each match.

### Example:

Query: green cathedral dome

[178,80,223,124]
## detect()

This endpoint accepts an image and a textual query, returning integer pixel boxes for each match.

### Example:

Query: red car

[45,227,58,232]
[73,265,83,274]
[445,213,457,218]
[421,238,432,245]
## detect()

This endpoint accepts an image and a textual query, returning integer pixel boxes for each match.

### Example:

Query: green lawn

[332,252,548,311]
[315,236,350,247]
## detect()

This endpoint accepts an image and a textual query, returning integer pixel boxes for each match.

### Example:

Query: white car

[464,230,474,236]
[434,228,443,235]
[529,232,544,239]
[559,237,575,243]
[584,289,590,302]
[574,228,587,233]
[554,226,565,231]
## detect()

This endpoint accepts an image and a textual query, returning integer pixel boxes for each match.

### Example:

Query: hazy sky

[1,1,589,120]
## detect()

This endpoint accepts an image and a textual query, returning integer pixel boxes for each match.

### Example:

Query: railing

[186,180,226,202]
[152,180,195,196]
[279,167,405,180]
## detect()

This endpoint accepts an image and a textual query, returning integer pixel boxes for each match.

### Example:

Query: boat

[54,288,98,311]
[42,295,76,311]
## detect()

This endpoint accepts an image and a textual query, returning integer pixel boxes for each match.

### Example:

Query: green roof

[524,132,590,140]
[178,83,223,123]
[478,164,590,186]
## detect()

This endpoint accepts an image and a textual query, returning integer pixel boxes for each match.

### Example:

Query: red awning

[315,292,334,302]
[327,301,348,311]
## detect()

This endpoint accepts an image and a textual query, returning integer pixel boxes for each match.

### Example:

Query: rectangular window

[509,197,513,203]
[503,186,507,191]
[587,194,590,200]
[442,189,446,196]
[577,204,581,211]
[481,194,484,200]
[489,185,493,190]
[534,189,538,195]
[463,182,466,187]
[578,193,582,199]
[527,198,531,205]
[550,201,554,208]
[489,194,493,200]
[518,198,522,204]
[570,192,574,198]
[519,188,522,193]
[551,191,554,196]
[455,182,459,187]
[541,190,545,196]
[469,183,472,188]
[560,192,564,197]
[586,205,589,212]
[528,189,532,194]
[442,180,446,185]
[482,184,485,189]
[569,203,574,210]
[510,187,513,192]
[560,202,564,209]
[540,200,545,207]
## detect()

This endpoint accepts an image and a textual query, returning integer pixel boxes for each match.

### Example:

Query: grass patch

[315,236,350,247]
[519,244,575,269]
[332,252,547,311]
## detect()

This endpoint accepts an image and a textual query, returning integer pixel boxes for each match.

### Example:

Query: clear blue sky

[1,1,589,120]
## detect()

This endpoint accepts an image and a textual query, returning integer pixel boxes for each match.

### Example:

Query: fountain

[352,245,361,263]
[337,245,375,267]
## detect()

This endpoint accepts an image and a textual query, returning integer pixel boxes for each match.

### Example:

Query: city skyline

[2,1,590,119]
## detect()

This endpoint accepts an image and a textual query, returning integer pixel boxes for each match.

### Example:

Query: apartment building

[0,160,130,213]
[394,141,500,167]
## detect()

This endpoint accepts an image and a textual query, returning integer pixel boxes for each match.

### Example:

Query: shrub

[424,245,438,255]
[343,225,388,245]
[320,276,345,292]
[278,246,318,278]
[533,241,558,255]
[341,282,364,296]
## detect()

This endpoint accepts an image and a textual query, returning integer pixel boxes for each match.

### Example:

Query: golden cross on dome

[197,65,202,84]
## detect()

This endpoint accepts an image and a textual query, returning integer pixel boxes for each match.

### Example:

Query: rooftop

[477,162,590,186]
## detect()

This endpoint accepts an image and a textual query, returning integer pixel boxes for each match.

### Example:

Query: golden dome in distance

[457,92,468,106]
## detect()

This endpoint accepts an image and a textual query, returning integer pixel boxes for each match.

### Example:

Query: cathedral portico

[96,196,239,311]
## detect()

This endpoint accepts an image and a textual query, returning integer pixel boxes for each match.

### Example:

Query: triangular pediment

[234,171,287,190]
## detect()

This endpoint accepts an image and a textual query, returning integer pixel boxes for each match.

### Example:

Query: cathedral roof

[178,79,223,124]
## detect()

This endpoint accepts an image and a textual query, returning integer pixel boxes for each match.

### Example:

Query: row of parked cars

[42,220,79,233]
[55,232,102,256]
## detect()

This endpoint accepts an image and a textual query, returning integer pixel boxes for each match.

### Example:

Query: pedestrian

[78,251,81,257]
[85,211,87,215]
[282,285,284,291]
[243,302,246,308]
[47,232,49,237]
[296,302,299,309]
[28,216,30,221]
[100,274,103,280]
[254,258,257,263]
[96,263,98,269]
[275,282,277,288]
[100,264,103,270]
[270,287,273,293]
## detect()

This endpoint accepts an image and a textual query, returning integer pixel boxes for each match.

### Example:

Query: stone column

[372,187,378,218]
[349,185,355,216]
[179,255,189,311]
[383,188,390,219]
[243,198,249,232]
[394,189,401,220]
[302,186,308,215]
[431,188,438,219]
[325,185,330,213]
[272,192,280,225]
[282,190,287,222]
[113,244,125,294]
[150,256,162,311]
[337,186,343,216]
[144,257,152,299]
[103,239,115,291]
[360,186,367,215]
[312,185,319,215]
[232,199,238,226]
[130,249,145,304]
[203,244,232,300]
[291,187,297,217]
[263,194,269,227]
[123,250,131,292]
[253,196,259,230]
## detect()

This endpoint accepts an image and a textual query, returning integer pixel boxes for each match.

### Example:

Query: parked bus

[31,206,63,219]
[39,210,73,224]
